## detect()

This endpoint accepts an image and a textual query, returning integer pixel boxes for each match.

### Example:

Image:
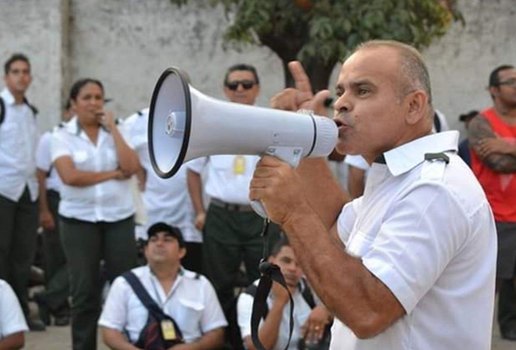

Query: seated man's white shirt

[237,280,313,350]
[187,155,259,205]
[334,131,497,350]
[98,265,227,343]
[0,279,28,338]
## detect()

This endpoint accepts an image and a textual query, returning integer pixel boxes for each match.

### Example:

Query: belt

[210,198,254,212]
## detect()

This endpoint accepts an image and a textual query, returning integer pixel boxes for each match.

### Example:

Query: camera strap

[250,219,294,350]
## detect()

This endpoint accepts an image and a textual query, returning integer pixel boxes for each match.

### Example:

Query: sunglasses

[497,78,516,88]
[225,80,256,91]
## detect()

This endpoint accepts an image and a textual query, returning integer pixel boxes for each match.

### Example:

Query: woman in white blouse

[51,78,140,350]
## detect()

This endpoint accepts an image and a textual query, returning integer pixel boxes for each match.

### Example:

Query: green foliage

[170,0,461,89]
[171,0,459,63]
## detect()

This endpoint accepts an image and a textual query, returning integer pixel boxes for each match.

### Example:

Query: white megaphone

[148,67,338,218]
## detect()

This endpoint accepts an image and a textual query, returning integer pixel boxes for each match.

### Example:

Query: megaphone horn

[148,67,338,217]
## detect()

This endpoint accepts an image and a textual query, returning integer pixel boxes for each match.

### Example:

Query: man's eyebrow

[335,79,374,91]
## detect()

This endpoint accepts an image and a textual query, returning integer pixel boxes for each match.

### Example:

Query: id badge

[161,320,177,340]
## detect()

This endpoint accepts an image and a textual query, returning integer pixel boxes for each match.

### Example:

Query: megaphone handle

[250,146,304,218]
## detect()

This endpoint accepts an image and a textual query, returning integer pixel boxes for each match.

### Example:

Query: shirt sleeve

[50,130,72,162]
[185,157,207,174]
[237,292,254,339]
[199,277,227,333]
[337,198,360,244]
[361,182,468,314]
[36,132,52,171]
[98,277,129,331]
[0,280,28,337]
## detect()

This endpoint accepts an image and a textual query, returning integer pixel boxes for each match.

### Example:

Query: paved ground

[23,310,515,349]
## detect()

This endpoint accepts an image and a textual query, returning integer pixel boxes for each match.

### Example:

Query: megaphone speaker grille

[148,68,192,178]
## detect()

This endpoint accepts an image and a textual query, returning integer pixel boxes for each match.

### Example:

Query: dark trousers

[0,187,39,317]
[182,241,203,274]
[203,204,280,350]
[40,190,70,314]
[496,221,516,332]
[498,278,516,331]
[60,216,137,350]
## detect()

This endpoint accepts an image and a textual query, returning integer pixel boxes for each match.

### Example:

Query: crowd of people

[0,40,515,350]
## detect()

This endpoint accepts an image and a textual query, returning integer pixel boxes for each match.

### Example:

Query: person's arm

[251,156,404,339]
[101,327,141,350]
[100,112,140,176]
[0,331,24,350]
[53,156,127,187]
[243,282,290,350]
[36,168,55,231]
[301,305,332,345]
[170,328,224,350]
[468,115,516,173]
[347,165,366,199]
[187,169,206,231]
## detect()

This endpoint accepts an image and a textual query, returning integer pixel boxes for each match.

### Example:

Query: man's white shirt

[98,265,227,343]
[0,279,28,339]
[0,88,38,201]
[333,131,497,349]
[36,130,63,192]
[237,280,313,350]
[187,155,259,205]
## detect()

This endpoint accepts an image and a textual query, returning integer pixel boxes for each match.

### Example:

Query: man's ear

[488,86,499,98]
[179,247,187,260]
[405,90,428,125]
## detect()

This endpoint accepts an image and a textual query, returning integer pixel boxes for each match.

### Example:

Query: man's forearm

[101,328,141,350]
[179,328,224,350]
[187,170,205,215]
[282,206,404,339]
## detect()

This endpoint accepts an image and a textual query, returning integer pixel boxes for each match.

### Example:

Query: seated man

[237,237,332,350]
[0,279,28,349]
[99,222,227,349]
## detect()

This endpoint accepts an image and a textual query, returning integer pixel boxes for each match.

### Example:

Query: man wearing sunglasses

[187,64,280,349]
[469,64,516,341]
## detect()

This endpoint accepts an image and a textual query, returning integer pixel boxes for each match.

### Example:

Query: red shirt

[471,107,516,222]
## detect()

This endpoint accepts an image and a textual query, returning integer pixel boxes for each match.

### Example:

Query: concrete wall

[1,0,514,133]
[0,0,68,131]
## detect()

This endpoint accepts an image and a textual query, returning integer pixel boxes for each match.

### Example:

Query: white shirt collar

[0,88,16,105]
[382,131,459,176]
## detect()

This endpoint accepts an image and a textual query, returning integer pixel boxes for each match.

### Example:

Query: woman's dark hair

[69,78,104,101]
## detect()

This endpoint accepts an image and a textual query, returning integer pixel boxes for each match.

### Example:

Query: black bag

[123,272,185,350]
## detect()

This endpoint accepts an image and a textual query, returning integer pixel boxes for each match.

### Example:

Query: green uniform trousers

[60,215,137,350]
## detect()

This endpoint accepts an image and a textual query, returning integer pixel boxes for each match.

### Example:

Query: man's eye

[358,88,370,96]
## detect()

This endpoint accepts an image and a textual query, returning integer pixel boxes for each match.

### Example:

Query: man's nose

[334,95,351,113]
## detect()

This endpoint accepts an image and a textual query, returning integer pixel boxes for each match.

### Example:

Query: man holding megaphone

[249,40,497,349]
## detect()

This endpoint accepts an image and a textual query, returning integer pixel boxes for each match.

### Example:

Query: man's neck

[494,101,516,121]
[150,263,180,293]
[8,88,25,104]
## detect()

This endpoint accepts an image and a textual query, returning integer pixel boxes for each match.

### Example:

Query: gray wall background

[1,0,515,135]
